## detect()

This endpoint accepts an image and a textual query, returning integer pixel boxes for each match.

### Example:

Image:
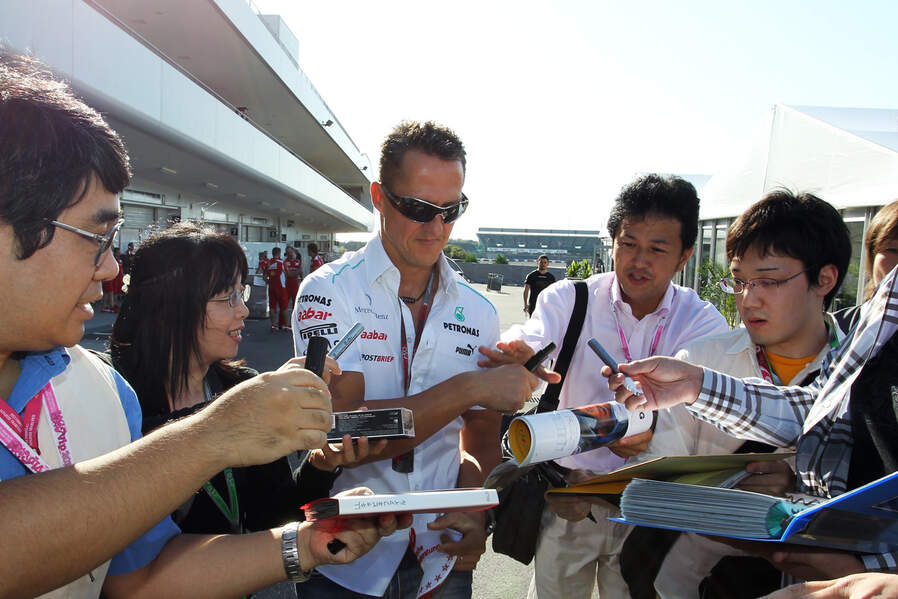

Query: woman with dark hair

[110,222,375,537]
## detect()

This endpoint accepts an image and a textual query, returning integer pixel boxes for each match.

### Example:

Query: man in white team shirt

[292,121,539,598]
[481,174,728,599]
[653,191,852,598]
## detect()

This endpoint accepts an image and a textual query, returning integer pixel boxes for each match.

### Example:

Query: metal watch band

[281,522,312,582]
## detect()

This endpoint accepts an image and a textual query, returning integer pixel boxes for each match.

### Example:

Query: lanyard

[398,266,436,394]
[393,266,436,473]
[0,383,73,473]
[755,317,841,385]
[203,468,241,533]
[609,289,669,362]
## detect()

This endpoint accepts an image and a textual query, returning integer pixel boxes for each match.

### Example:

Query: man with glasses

[292,120,539,598]
[652,191,852,598]
[0,53,405,598]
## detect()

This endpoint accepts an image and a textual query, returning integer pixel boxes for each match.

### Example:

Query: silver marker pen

[328,322,365,359]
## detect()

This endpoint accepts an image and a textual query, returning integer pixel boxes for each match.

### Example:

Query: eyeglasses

[48,218,124,267]
[381,186,468,224]
[719,270,809,295]
[209,285,251,309]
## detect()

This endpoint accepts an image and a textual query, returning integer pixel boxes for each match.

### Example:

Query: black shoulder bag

[491,281,588,565]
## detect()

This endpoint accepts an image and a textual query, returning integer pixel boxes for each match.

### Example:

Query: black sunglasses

[381,186,468,224]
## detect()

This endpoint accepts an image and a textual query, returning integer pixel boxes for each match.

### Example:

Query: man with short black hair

[482,174,728,599]
[293,120,539,598]
[523,254,555,316]
[0,53,403,598]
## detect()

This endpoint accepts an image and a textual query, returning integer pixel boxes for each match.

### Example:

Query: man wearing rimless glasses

[0,53,404,598]
[293,121,540,598]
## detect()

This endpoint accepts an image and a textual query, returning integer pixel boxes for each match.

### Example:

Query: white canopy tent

[700,104,898,220]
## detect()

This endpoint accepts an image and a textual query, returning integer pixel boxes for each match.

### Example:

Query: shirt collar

[9,347,71,412]
[727,328,756,355]
[610,273,675,318]
[364,234,460,301]
[363,234,396,287]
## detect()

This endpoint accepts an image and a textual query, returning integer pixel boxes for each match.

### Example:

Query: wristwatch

[281,522,314,582]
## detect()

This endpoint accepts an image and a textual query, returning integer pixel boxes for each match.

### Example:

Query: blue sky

[257,0,898,239]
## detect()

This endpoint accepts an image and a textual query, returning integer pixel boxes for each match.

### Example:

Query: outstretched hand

[603,356,703,411]
[308,434,388,471]
[429,511,486,571]
[760,573,898,599]
[478,340,561,385]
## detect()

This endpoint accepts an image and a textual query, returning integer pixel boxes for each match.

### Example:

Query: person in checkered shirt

[607,265,898,582]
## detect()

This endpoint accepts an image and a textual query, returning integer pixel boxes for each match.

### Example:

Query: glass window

[714,222,729,267]
[833,218,865,311]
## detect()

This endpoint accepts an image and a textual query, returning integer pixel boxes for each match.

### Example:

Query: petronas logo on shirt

[454,306,465,322]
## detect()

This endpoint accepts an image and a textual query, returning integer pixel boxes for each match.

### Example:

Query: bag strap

[535,281,588,413]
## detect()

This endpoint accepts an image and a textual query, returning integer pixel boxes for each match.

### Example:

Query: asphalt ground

[80,283,596,598]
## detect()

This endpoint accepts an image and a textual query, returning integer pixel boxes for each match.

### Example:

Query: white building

[1,0,374,262]
[684,104,898,309]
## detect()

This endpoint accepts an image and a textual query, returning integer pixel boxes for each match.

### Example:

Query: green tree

[566,260,582,278]
[579,259,592,278]
[444,244,479,263]
[495,253,509,265]
[698,261,739,329]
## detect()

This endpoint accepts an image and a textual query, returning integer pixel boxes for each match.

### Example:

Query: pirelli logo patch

[299,323,338,340]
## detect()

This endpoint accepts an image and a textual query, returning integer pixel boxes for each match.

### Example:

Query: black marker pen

[524,342,556,371]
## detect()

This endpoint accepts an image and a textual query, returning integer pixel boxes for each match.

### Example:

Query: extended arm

[0,363,332,598]
[327,365,538,464]
[104,510,407,599]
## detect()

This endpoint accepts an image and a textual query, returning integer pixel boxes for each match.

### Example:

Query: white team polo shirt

[292,235,499,595]
[504,272,728,474]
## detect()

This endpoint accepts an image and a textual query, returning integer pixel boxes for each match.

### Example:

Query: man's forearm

[103,530,285,599]
[0,417,228,598]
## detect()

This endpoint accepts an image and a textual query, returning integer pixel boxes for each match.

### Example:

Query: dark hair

[606,174,699,251]
[0,53,130,259]
[538,254,549,261]
[308,242,318,254]
[271,246,281,257]
[726,190,851,309]
[110,222,249,419]
[862,200,898,300]
[379,121,466,191]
